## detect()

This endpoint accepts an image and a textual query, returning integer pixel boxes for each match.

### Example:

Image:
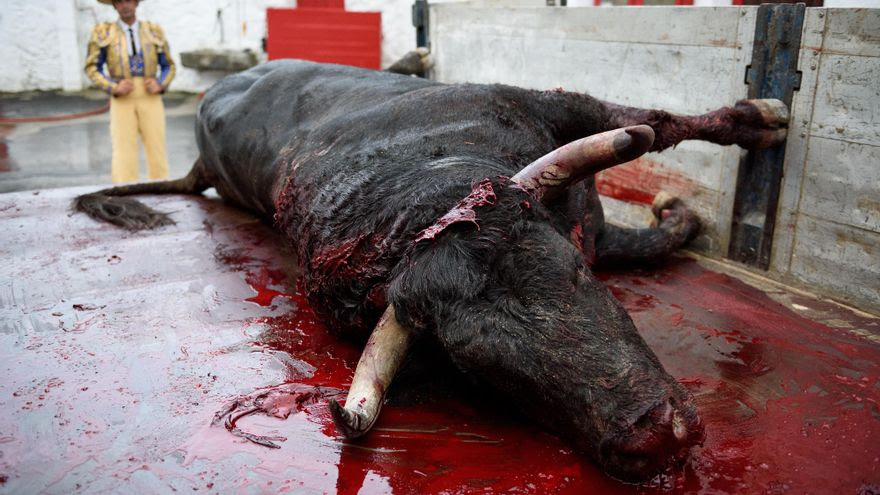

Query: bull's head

[329,126,704,482]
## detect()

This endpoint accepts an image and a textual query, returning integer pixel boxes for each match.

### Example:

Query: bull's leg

[594,192,700,267]
[604,99,788,151]
[385,48,431,76]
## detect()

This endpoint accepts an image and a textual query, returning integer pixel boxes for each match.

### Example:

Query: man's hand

[113,79,134,96]
[145,78,162,95]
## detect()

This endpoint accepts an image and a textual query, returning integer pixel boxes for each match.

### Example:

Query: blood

[214,249,879,493]
[415,178,497,242]
[7,192,876,493]
[595,157,695,206]
[219,249,640,494]
[309,232,387,282]
[598,259,880,493]
[244,266,290,307]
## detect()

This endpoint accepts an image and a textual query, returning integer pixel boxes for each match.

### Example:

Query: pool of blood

[1,188,877,493]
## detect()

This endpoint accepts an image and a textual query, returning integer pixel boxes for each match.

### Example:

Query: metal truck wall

[426,5,880,313]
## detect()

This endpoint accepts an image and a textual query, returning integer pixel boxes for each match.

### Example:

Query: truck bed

[1,186,877,493]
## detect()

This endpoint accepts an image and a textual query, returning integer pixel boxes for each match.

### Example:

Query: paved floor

[1,187,878,493]
[0,91,201,193]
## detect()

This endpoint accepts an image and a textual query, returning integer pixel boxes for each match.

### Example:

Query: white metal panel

[428,5,756,254]
[819,8,880,58]
[430,6,752,110]
[784,8,880,312]
[801,137,880,232]
[770,7,827,276]
[790,215,880,311]
[716,6,759,256]
[433,6,746,48]
[810,54,880,146]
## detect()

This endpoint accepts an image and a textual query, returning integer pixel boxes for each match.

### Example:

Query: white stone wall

[0,0,416,93]
[0,0,82,92]
[2,1,874,93]
[348,0,418,68]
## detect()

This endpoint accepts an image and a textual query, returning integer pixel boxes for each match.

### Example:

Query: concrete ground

[1,186,878,493]
[0,90,201,193]
[1,89,879,493]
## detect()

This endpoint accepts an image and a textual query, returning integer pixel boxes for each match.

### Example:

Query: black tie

[128,27,137,56]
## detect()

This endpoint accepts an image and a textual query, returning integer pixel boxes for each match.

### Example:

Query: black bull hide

[74,59,788,482]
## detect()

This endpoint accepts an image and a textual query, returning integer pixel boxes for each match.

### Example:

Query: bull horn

[329,305,412,438]
[511,125,654,203]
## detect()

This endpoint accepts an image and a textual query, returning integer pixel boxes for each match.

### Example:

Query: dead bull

[73,57,788,482]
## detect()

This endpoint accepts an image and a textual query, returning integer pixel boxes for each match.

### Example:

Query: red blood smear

[230,255,879,493]
[244,267,290,307]
[597,260,880,494]
[596,158,696,205]
[4,192,878,493]
[415,178,497,243]
[250,281,361,390]
[226,254,637,493]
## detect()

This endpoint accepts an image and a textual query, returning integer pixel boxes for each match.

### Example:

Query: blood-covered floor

[1,187,877,494]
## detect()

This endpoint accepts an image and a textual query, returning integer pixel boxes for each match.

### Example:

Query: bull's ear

[511,125,654,203]
[329,306,412,438]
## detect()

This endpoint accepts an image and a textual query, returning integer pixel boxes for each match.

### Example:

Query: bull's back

[195,60,441,216]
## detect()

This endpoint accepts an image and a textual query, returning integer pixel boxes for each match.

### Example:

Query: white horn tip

[329,400,371,438]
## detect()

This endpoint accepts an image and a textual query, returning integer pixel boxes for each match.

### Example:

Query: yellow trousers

[109,77,169,183]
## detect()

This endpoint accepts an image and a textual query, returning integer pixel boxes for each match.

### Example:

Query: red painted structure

[1,187,878,492]
[266,2,381,69]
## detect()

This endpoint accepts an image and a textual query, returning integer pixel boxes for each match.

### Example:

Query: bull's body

[199,60,609,334]
[75,58,788,482]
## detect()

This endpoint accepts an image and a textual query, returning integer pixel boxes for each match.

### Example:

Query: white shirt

[118,19,141,56]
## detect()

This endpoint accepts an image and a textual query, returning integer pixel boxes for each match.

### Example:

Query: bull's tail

[72,160,210,231]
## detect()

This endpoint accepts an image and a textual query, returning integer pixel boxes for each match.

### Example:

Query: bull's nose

[646,399,699,446]
[650,400,686,441]
[600,399,703,481]
[672,409,687,441]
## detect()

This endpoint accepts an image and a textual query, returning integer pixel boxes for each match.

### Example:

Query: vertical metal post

[728,3,804,269]
[412,0,428,48]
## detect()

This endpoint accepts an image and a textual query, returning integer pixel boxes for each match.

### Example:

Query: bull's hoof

[414,47,431,69]
[650,191,680,222]
[742,98,789,127]
[651,192,700,242]
[732,99,790,149]
[386,48,432,76]
[759,128,789,148]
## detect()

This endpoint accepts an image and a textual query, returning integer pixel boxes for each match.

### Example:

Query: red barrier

[266,7,381,69]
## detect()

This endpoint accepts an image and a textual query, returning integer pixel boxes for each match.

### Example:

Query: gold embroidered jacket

[85,21,176,92]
